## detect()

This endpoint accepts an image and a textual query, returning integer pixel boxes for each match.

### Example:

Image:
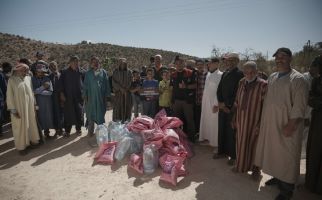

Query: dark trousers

[0,105,10,135]
[0,107,3,135]
[159,106,173,116]
[64,109,83,133]
[173,100,196,142]
[194,104,201,133]
[88,120,96,135]
[142,100,157,118]
[52,95,64,131]
[218,111,236,159]
[131,93,141,118]
[0,120,2,135]
[64,103,83,133]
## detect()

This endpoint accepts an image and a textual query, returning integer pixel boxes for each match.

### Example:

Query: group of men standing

[199,48,321,200]
[0,47,321,200]
[1,54,112,155]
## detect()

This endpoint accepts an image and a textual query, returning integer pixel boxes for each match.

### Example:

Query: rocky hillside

[0,32,196,70]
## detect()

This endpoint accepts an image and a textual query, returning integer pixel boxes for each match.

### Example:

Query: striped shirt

[196,71,207,105]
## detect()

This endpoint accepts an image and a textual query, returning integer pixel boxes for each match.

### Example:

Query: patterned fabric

[112,68,133,122]
[195,71,207,105]
[234,78,267,172]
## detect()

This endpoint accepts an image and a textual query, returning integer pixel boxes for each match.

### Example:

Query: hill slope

[0,32,196,69]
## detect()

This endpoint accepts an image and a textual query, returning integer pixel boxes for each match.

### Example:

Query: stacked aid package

[94,109,193,186]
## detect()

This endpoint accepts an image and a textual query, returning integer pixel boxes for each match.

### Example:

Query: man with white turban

[6,63,40,155]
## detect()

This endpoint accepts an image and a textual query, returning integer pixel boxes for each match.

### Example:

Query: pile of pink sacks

[94,109,193,186]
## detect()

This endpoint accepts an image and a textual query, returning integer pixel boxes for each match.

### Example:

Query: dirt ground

[0,111,320,200]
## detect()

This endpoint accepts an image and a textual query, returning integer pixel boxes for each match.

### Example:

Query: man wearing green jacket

[83,56,111,137]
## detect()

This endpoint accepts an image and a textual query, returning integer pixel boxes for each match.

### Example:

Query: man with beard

[59,56,84,137]
[84,56,111,136]
[214,53,244,165]
[255,48,308,200]
[112,58,132,122]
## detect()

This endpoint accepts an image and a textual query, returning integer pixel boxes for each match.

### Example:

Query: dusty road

[0,111,320,200]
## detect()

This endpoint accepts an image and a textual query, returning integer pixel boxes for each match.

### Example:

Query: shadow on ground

[0,130,97,169]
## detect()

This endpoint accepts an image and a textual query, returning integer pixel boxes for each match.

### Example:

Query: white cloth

[255,69,308,183]
[6,75,40,150]
[199,69,223,146]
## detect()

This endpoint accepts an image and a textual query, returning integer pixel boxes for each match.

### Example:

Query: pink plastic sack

[126,122,148,133]
[163,129,180,143]
[94,142,117,164]
[141,128,164,142]
[160,164,178,186]
[174,128,194,158]
[159,154,184,172]
[154,109,168,127]
[177,164,188,177]
[163,142,187,156]
[154,109,167,120]
[128,153,144,174]
[127,116,155,133]
[159,154,186,186]
[162,117,183,129]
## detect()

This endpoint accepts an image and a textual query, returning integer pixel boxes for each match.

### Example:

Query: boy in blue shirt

[141,68,159,118]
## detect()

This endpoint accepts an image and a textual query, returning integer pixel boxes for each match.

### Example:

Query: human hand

[179,81,186,89]
[231,120,236,129]
[13,112,20,119]
[43,82,50,89]
[212,105,219,113]
[218,102,225,109]
[222,107,230,113]
[283,120,297,137]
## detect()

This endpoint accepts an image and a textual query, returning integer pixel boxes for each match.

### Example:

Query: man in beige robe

[6,63,40,155]
[255,48,308,200]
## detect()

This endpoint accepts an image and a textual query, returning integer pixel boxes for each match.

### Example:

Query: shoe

[28,143,40,149]
[76,130,82,136]
[213,153,225,159]
[63,132,70,138]
[275,193,290,200]
[38,139,45,145]
[251,170,261,181]
[251,172,262,181]
[55,129,63,136]
[44,131,54,139]
[45,135,54,139]
[227,159,235,166]
[18,149,28,156]
[265,178,279,186]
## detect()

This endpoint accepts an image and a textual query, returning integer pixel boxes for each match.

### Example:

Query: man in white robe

[6,63,40,155]
[199,58,222,147]
[255,48,308,200]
